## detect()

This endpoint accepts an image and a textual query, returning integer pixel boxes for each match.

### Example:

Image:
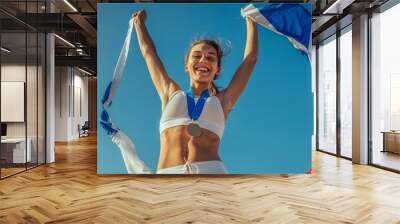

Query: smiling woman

[184,40,224,96]
[98,3,313,175]
[115,9,259,174]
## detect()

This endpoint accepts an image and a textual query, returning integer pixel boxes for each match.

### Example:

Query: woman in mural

[129,10,258,174]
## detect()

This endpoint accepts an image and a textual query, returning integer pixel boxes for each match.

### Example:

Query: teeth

[196,67,209,72]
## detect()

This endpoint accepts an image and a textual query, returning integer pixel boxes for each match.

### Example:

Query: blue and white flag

[100,18,151,174]
[241,4,312,55]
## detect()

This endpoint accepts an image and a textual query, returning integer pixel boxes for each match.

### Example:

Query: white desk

[1,138,31,163]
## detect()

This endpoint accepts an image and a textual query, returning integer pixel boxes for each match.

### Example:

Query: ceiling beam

[67,13,97,39]
[55,55,96,72]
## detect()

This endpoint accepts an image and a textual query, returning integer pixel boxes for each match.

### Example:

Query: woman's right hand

[132,10,146,24]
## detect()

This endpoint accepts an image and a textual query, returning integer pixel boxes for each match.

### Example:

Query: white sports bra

[159,90,225,139]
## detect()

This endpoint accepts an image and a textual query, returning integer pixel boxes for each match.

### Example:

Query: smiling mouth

[195,66,210,73]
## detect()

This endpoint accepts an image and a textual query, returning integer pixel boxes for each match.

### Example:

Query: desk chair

[79,121,90,138]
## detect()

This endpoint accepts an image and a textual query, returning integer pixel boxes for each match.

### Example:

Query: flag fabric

[100,18,151,174]
[102,19,134,110]
[100,18,135,137]
[241,3,312,54]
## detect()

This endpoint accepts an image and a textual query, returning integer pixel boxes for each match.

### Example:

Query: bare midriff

[157,125,221,170]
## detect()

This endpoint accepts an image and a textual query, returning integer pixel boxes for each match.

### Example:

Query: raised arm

[132,10,179,101]
[221,17,258,111]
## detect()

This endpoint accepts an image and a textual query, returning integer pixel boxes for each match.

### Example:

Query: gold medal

[186,89,209,137]
[187,121,202,137]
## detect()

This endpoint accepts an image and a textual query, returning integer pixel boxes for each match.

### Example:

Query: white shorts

[157,160,228,174]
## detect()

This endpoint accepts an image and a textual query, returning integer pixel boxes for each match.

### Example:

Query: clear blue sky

[97,3,312,174]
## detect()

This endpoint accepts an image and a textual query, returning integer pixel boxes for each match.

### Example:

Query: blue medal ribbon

[186,88,210,121]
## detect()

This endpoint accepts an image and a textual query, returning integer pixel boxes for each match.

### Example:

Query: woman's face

[185,43,220,84]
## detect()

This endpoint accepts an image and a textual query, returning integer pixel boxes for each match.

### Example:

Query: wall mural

[98,3,312,174]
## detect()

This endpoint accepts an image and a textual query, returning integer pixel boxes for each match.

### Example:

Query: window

[371,2,400,171]
[0,1,46,179]
[339,28,352,158]
[317,36,337,154]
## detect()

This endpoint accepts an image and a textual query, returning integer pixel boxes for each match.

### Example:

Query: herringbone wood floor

[1,134,400,224]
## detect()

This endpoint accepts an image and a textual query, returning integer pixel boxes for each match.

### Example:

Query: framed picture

[98,3,312,174]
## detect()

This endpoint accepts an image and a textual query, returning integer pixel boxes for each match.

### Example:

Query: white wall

[72,73,89,138]
[1,82,25,122]
[1,65,39,137]
[1,65,26,131]
[1,64,26,81]
[1,63,46,164]
[55,67,89,141]
[55,67,68,141]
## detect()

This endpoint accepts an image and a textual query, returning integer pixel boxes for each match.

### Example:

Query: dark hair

[184,39,224,95]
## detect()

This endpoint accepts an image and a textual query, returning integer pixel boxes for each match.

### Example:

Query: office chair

[79,121,90,138]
